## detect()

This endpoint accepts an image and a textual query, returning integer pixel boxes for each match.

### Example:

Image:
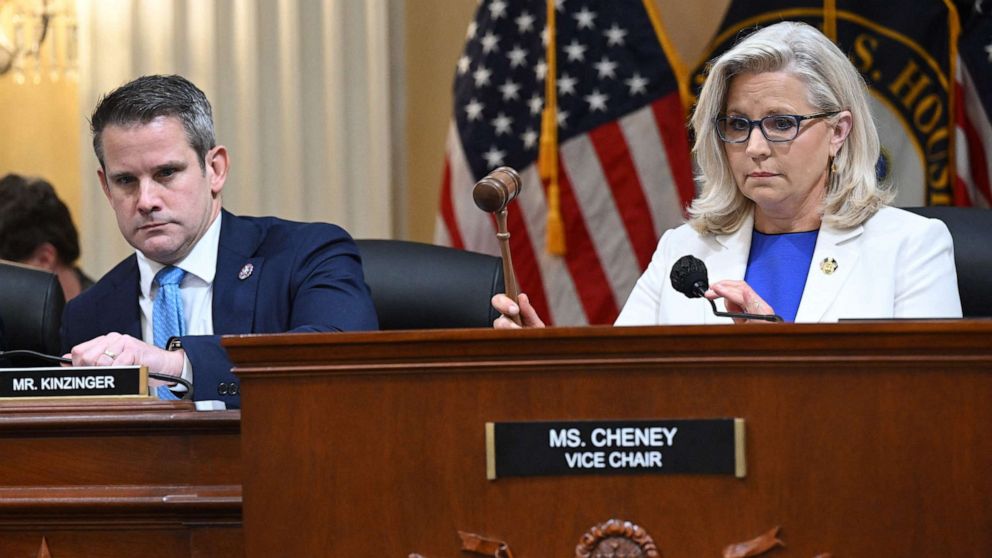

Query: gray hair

[688,21,891,234]
[90,74,216,172]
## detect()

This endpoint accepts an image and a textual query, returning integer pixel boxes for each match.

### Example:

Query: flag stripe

[651,93,696,208]
[438,158,466,249]
[561,135,640,308]
[557,160,621,323]
[445,123,500,256]
[514,167,585,325]
[504,186,553,323]
[589,121,657,269]
[621,100,689,238]
[433,214,452,246]
[957,62,992,207]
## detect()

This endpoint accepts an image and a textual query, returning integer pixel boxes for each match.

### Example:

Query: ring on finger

[103,350,118,359]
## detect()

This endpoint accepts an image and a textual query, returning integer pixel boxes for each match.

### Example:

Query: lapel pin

[238,263,254,281]
[820,257,838,275]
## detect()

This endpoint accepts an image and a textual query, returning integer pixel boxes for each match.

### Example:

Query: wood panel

[227,321,992,557]
[0,399,243,558]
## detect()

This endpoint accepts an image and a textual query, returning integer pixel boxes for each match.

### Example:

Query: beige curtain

[76,0,399,274]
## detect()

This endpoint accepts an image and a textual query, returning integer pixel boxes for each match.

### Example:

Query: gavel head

[472,166,522,213]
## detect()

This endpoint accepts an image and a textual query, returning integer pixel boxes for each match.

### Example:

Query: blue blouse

[744,229,819,322]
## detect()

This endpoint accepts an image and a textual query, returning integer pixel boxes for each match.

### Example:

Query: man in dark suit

[61,75,378,408]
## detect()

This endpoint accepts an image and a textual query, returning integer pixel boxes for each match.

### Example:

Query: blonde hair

[688,21,891,234]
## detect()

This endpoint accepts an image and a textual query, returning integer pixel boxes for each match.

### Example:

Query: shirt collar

[137,214,223,298]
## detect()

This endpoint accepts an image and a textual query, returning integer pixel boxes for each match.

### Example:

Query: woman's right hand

[706,280,776,324]
[491,293,546,328]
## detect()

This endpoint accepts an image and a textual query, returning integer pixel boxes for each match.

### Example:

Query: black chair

[355,239,504,329]
[0,260,65,354]
[904,207,992,317]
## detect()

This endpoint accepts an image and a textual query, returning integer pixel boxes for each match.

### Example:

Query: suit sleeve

[59,303,77,355]
[59,295,96,354]
[615,229,675,326]
[179,335,240,407]
[284,224,379,333]
[180,224,378,408]
[892,218,962,318]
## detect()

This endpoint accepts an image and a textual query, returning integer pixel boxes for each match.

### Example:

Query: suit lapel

[120,261,142,338]
[100,257,142,339]
[212,211,265,335]
[795,221,863,322]
[704,213,754,324]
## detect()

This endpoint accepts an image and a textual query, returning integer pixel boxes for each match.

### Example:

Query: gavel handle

[495,209,522,326]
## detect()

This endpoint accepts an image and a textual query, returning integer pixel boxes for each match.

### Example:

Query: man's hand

[706,280,776,323]
[491,293,546,329]
[65,332,185,386]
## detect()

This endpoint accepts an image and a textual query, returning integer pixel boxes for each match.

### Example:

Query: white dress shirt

[136,215,222,384]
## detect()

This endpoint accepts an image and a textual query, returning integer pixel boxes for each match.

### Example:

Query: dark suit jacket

[61,210,379,407]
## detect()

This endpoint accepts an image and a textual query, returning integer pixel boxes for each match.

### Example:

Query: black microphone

[669,255,783,322]
[0,349,195,399]
[670,255,710,298]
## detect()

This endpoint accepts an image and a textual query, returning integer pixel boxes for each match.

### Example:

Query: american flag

[955,1,992,207]
[435,0,695,325]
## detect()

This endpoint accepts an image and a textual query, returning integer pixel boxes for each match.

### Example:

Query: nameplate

[0,366,148,399]
[485,419,745,480]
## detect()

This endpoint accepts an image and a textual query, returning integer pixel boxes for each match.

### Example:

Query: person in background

[60,74,378,408]
[494,21,961,327]
[0,174,95,301]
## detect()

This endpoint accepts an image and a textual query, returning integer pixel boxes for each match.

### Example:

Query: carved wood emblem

[723,526,785,557]
[458,530,514,557]
[576,518,660,558]
[724,526,833,558]
[410,522,832,557]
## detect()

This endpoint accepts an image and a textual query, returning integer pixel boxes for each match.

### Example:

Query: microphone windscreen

[670,255,709,298]
[473,167,522,213]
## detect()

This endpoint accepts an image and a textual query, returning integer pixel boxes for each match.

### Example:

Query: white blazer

[615,206,962,325]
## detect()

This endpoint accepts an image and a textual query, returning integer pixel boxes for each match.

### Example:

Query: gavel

[472,166,523,325]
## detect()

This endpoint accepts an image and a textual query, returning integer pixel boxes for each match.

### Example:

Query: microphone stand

[495,209,522,326]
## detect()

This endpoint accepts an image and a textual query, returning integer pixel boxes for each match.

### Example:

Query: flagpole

[943,0,962,204]
[822,0,837,41]
[539,0,565,255]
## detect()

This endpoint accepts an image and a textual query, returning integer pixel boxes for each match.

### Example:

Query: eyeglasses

[715,112,840,143]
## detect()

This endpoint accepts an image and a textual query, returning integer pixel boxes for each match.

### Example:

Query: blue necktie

[153,266,186,400]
